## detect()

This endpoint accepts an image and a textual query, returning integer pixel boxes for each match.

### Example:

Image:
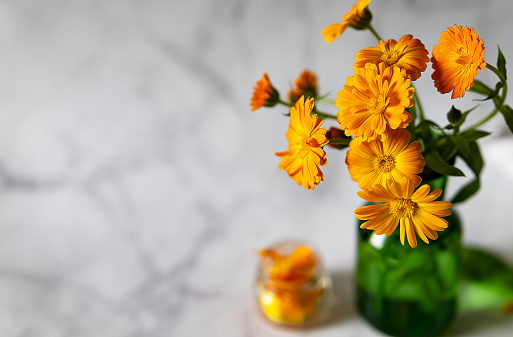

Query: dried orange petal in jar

[254,241,332,327]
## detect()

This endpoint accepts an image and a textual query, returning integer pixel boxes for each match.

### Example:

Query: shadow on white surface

[451,309,513,336]
[322,270,358,327]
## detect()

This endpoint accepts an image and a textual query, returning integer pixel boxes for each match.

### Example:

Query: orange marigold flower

[336,63,414,142]
[288,70,318,104]
[322,0,372,43]
[276,96,328,190]
[355,34,430,81]
[355,178,453,248]
[431,25,486,99]
[250,73,279,111]
[257,244,324,325]
[345,128,425,190]
[259,245,318,286]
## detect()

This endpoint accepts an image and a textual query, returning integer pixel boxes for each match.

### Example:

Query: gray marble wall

[0,0,511,336]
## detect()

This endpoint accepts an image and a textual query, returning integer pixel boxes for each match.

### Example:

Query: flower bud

[288,70,318,104]
[447,105,463,125]
[349,7,373,30]
[250,73,281,111]
[326,127,351,149]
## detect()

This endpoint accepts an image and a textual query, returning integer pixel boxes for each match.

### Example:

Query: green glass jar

[355,177,462,336]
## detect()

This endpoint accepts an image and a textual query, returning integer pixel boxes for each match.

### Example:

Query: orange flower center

[298,136,319,155]
[381,49,400,66]
[389,198,417,218]
[375,155,396,172]
[307,138,319,147]
[367,95,389,115]
[456,47,473,68]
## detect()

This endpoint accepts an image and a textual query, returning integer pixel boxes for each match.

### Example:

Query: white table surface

[0,0,512,336]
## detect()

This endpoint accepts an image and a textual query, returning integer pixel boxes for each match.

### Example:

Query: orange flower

[288,70,318,104]
[322,0,372,43]
[345,128,425,190]
[260,245,318,287]
[355,34,429,81]
[250,73,279,111]
[276,96,328,190]
[257,244,323,325]
[431,25,486,99]
[355,178,452,248]
[336,63,414,142]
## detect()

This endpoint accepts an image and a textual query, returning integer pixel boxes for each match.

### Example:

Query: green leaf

[450,142,483,204]
[424,151,465,177]
[499,104,513,134]
[460,246,513,314]
[451,135,469,157]
[462,246,513,297]
[459,129,491,142]
[463,247,512,281]
[469,79,492,95]
[474,82,503,101]
[464,142,484,175]
[497,45,507,80]
[451,179,480,204]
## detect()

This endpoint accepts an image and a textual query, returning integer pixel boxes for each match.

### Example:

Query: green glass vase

[356,205,462,337]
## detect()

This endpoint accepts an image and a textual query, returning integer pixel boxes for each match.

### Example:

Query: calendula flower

[276,96,328,190]
[431,25,486,99]
[250,73,279,111]
[288,70,318,104]
[259,245,318,288]
[336,63,414,142]
[355,34,430,81]
[345,128,425,190]
[355,178,452,248]
[322,0,372,43]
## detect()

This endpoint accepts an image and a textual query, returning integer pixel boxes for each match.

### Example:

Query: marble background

[0,0,512,336]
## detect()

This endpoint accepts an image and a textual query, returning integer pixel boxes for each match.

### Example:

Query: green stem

[279,100,338,120]
[412,85,425,122]
[487,63,508,107]
[278,100,293,107]
[367,24,383,41]
[317,97,337,106]
[488,64,508,107]
[315,111,338,120]
[280,99,338,120]
[327,138,350,146]
[487,63,506,83]
[465,108,499,132]
[465,64,508,132]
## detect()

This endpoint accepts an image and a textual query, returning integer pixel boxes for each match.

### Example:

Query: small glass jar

[254,240,332,328]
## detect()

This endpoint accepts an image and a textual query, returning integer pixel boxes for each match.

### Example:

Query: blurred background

[0,0,511,336]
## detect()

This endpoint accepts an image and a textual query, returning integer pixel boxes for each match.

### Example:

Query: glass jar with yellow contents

[254,240,332,327]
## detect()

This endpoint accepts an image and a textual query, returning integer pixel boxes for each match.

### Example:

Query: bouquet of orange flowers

[250,0,511,249]
[250,0,513,333]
